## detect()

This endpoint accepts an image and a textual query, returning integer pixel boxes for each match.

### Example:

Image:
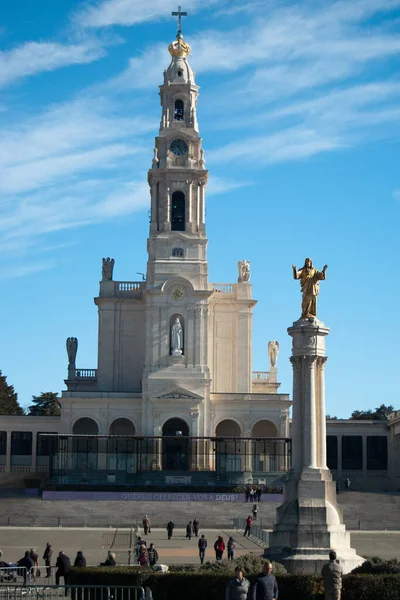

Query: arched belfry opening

[171,191,185,231]
[174,99,184,120]
[162,418,189,470]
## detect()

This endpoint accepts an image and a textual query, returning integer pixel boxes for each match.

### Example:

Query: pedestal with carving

[266,318,363,574]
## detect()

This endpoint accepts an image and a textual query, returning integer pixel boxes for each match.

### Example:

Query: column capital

[317,356,328,369]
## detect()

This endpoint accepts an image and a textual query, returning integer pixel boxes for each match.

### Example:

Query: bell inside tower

[171,191,185,231]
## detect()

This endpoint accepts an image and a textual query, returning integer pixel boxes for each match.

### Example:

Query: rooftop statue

[292,258,327,319]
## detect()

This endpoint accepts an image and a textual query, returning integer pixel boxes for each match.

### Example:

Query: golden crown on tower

[168,37,191,58]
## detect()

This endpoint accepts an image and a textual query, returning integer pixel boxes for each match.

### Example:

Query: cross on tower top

[172,6,188,39]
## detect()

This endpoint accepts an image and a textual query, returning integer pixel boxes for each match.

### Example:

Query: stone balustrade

[252,371,270,380]
[76,369,97,378]
[212,283,233,293]
[117,281,142,292]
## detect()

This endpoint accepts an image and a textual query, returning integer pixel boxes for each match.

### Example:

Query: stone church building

[0,22,398,491]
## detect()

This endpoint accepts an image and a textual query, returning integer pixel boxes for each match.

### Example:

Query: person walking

[251,560,278,600]
[344,478,351,493]
[74,551,87,568]
[256,487,262,503]
[30,548,39,580]
[138,547,148,567]
[143,515,151,535]
[227,537,236,560]
[186,521,192,540]
[249,487,255,503]
[193,517,200,537]
[252,503,258,521]
[17,551,33,586]
[214,536,225,561]
[198,534,207,564]
[321,551,343,600]
[167,520,174,540]
[244,515,252,537]
[245,487,250,503]
[147,543,159,567]
[43,542,53,578]
[55,551,71,596]
[225,566,250,600]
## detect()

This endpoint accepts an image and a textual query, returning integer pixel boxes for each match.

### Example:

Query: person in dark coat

[43,543,53,578]
[198,535,207,564]
[244,515,252,537]
[256,487,262,503]
[17,551,33,586]
[166,520,174,540]
[74,551,87,568]
[55,551,71,596]
[186,521,192,539]
[193,518,199,537]
[101,552,116,567]
[251,561,278,600]
[147,544,159,567]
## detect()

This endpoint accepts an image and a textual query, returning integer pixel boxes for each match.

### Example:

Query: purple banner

[43,491,283,503]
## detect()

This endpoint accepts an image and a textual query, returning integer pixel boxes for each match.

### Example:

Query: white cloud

[208,127,341,165]
[0,40,105,88]
[207,176,253,195]
[394,190,400,200]
[76,0,218,28]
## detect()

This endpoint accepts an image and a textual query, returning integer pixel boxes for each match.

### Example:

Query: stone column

[191,411,199,470]
[165,185,171,231]
[267,317,363,574]
[362,435,368,476]
[150,182,157,233]
[5,431,11,472]
[337,435,343,478]
[186,181,192,231]
[31,433,37,472]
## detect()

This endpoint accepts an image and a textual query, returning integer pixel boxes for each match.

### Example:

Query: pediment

[155,386,203,401]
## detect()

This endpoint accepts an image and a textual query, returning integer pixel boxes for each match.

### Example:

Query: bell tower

[146,11,208,290]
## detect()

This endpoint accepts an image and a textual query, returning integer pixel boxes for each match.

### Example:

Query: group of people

[245,487,263,503]
[15,546,74,595]
[185,518,200,539]
[135,537,159,567]
[225,552,343,600]
[336,478,352,494]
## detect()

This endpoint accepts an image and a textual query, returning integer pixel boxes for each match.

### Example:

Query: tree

[28,392,61,416]
[326,415,338,420]
[350,404,395,421]
[0,371,24,415]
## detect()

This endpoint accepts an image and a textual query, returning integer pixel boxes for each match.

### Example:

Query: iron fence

[0,585,147,600]
[232,517,270,547]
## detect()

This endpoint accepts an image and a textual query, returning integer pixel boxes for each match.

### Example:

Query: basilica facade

[0,23,397,492]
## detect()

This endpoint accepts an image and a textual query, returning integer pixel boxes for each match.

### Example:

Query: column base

[266,467,364,574]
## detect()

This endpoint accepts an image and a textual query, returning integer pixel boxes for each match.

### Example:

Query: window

[367,436,388,470]
[0,432,6,455]
[326,436,338,470]
[342,436,362,470]
[172,247,184,258]
[171,191,185,231]
[11,432,32,456]
[37,432,58,456]
[174,99,184,120]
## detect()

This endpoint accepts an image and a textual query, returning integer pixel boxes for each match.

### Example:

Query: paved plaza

[0,526,399,568]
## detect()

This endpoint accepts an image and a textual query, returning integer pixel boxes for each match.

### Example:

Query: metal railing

[232,517,270,547]
[0,585,147,600]
[0,567,146,589]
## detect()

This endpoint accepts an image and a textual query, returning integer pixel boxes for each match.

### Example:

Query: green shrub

[199,554,286,576]
[343,575,400,600]
[351,556,400,574]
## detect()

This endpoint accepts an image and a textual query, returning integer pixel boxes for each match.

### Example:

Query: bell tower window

[172,247,184,258]
[174,100,184,121]
[171,191,185,231]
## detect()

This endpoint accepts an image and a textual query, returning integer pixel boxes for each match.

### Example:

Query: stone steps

[0,490,398,530]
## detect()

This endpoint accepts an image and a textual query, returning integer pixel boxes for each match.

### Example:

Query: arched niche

[170,313,184,355]
[162,417,189,470]
[72,417,99,435]
[171,191,185,231]
[251,419,281,474]
[71,418,99,472]
[174,99,184,121]
[216,419,241,437]
[109,418,136,436]
[252,420,278,437]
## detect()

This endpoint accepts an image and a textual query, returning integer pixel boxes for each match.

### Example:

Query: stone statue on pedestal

[66,337,78,366]
[238,260,250,283]
[292,258,327,319]
[268,340,279,369]
[171,317,183,355]
[102,257,115,281]
[152,147,159,168]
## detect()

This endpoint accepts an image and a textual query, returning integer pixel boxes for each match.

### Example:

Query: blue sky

[0,0,400,417]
